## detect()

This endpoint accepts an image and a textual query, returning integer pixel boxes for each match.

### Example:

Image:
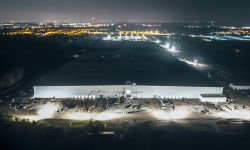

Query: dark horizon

[1,0,250,26]
[1,1,250,150]
[0,21,248,27]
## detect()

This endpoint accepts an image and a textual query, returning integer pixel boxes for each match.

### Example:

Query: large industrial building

[33,41,226,102]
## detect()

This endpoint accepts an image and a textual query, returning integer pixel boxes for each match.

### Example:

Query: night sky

[0,0,249,24]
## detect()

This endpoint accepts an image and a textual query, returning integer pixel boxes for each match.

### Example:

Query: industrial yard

[1,35,250,128]
[1,23,250,150]
[8,91,250,126]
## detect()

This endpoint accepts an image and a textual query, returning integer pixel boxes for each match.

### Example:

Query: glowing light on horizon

[159,42,179,53]
[168,46,179,52]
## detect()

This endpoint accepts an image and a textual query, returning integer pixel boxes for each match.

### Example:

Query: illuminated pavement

[12,100,250,125]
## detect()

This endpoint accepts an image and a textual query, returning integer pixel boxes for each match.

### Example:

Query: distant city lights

[159,43,179,53]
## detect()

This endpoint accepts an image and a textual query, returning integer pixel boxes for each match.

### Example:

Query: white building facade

[199,94,227,103]
[229,83,250,90]
[33,85,225,102]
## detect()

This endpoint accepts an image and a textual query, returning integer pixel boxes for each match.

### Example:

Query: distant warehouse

[230,83,250,90]
[33,41,226,102]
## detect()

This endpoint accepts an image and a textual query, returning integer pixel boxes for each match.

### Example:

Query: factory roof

[37,41,217,87]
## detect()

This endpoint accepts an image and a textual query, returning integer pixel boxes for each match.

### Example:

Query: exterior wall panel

[230,83,250,90]
[33,85,223,99]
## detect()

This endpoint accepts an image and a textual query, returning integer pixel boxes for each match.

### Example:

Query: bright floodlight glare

[165,43,170,48]
[63,112,93,120]
[194,59,198,63]
[152,107,190,120]
[213,109,250,120]
[118,35,122,39]
[155,39,160,44]
[167,46,179,53]
[179,59,209,69]
[171,46,176,51]
[94,112,117,121]
[107,34,111,40]
[62,111,117,121]
[37,103,59,119]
